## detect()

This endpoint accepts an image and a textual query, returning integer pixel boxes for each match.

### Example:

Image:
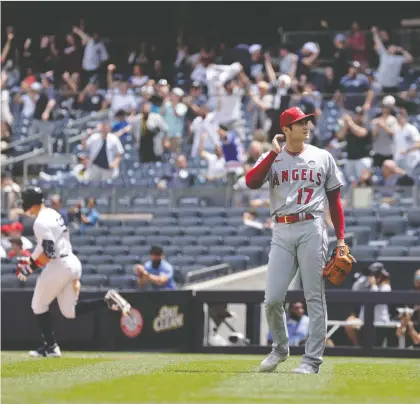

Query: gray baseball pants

[265,216,328,369]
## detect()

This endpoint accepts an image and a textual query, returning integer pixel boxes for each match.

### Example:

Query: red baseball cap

[9,222,24,233]
[280,107,315,129]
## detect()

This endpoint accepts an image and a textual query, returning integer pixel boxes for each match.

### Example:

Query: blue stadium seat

[178,264,205,280]
[389,235,419,246]
[175,208,200,218]
[157,227,184,237]
[195,255,221,267]
[100,219,122,227]
[378,246,408,258]
[133,245,153,257]
[178,217,203,226]
[153,217,177,227]
[109,226,136,236]
[162,246,180,257]
[237,225,264,237]
[106,246,130,256]
[223,236,250,247]
[225,217,245,227]
[211,226,237,237]
[251,235,272,247]
[121,236,145,246]
[169,256,196,266]
[236,246,264,267]
[183,226,211,237]
[351,246,379,261]
[1,274,22,288]
[202,217,227,226]
[125,219,150,227]
[82,265,97,274]
[96,264,124,275]
[84,227,108,237]
[222,255,250,271]
[378,207,405,217]
[24,274,39,288]
[175,236,198,246]
[408,246,420,257]
[146,235,172,246]
[117,255,141,266]
[80,274,108,288]
[1,262,15,273]
[181,245,208,256]
[95,235,122,246]
[352,208,375,217]
[86,255,114,265]
[75,246,103,255]
[71,235,95,246]
[197,207,227,217]
[353,217,380,239]
[380,216,408,238]
[226,208,245,217]
[407,208,420,228]
[197,236,223,247]
[135,227,160,237]
[108,275,138,289]
[209,246,236,256]
[345,226,371,244]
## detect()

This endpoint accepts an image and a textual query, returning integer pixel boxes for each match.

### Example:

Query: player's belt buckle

[284,216,292,224]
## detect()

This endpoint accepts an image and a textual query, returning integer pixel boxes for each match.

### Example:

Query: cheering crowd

[1,20,420,195]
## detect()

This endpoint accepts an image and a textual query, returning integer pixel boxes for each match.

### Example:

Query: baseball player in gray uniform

[16,186,132,358]
[246,107,346,374]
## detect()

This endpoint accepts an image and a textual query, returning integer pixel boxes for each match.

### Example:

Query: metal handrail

[2,133,46,151]
[0,148,45,167]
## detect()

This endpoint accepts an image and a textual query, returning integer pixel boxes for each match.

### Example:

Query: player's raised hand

[272,134,284,154]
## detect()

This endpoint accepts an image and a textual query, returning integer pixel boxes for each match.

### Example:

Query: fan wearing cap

[245,107,346,374]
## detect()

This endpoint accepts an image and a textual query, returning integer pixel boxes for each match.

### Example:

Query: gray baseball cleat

[292,363,319,374]
[259,350,289,372]
[105,289,132,316]
[29,343,61,358]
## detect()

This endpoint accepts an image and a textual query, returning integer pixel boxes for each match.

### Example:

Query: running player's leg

[30,262,72,356]
[265,225,298,355]
[296,218,329,371]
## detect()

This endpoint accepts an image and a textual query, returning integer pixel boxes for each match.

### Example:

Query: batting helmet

[21,186,44,212]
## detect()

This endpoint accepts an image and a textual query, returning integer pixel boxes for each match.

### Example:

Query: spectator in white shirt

[129,64,149,90]
[199,133,226,181]
[106,64,138,114]
[190,111,220,158]
[82,122,124,181]
[248,81,273,134]
[394,108,420,175]
[73,26,109,86]
[371,26,413,93]
[160,87,188,154]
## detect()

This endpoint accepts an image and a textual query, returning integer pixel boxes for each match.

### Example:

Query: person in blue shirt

[134,246,176,290]
[80,197,100,232]
[267,302,309,346]
[111,109,132,144]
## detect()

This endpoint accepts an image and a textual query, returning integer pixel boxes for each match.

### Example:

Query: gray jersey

[255,145,343,217]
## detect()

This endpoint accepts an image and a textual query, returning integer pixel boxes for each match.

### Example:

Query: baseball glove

[322,244,356,286]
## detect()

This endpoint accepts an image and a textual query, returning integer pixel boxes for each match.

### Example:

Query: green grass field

[1,352,419,404]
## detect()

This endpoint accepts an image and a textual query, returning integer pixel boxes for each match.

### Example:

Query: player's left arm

[145,264,172,287]
[325,152,345,247]
[16,223,55,280]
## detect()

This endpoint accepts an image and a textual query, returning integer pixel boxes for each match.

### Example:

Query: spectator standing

[277,44,298,79]
[111,110,132,144]
[129,64,149,90]
[134,246,176,290]
[296,42,320,79]
[332,33,353,85]
[347,22,368,69]
[248,44,264,81]
[371,96,398,167]
[339,61,373,112]
[248,81,273,135]
[336,107,372,183]
[190,111,219,158]
[371,26,413,94]
[49,194,69,225]
[7,237,31,259]
[107,65,138,114]
[199,133,227,182]
[131,102,168,163]
[393,108,420,175]
[76,81,107,113]
[60,33,82,74]
[82,121,124,181]
[73,26,109,87]
[160,87,188,154]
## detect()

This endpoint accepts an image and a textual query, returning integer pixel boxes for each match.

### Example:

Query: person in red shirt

[347,22,368,69]
[7,237,31,259]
